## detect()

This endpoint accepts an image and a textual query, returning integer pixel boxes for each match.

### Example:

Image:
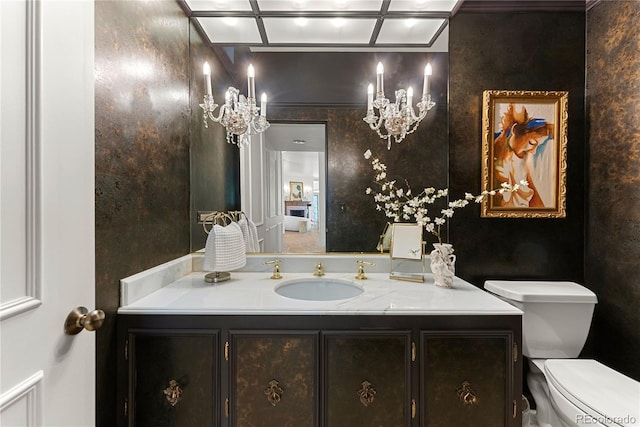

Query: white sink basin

[275,278,363,301]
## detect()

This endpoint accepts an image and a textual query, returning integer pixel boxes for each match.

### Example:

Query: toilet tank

[484,281,597,359]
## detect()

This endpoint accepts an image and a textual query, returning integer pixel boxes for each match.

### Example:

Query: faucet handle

[355,260,375,280]
[264,259,282,280]
[314,262,325,277]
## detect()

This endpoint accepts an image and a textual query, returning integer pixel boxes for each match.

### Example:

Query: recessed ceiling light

[332,18,345,28]
[293,0,306,10]
[295,17,308,27]
[292,139,306,145]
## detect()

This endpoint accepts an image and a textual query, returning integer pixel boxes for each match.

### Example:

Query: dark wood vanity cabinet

[421,332,514,427]
[325,332,411,426]
[230,331,317,426]
[117,315,521,427]
[123,329,219,427]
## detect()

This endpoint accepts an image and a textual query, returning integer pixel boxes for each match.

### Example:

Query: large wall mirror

[187,2,453,254]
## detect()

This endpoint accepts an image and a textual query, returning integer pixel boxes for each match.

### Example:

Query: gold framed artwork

[481,90,568,218]
[289,181,304,200]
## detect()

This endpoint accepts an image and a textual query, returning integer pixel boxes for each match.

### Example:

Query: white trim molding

[0,0,42,321]
[0,371,44,426]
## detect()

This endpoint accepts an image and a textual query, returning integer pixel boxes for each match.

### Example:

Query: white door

[0,1,96,426]
[240,133,266,251]
[263,148,284,252]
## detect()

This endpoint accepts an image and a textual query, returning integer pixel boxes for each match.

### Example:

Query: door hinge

[513,342,518,363]
[411,399,416,419]
[513,399,517,418]
[224,341,229,361]
[225,398,229,418]
[124,397,128,417]
[124,339,128,361]
[411,342,416,362]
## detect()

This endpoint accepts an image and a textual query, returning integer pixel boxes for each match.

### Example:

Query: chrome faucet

[314,262,325,277]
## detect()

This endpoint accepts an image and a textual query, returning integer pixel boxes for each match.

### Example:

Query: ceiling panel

[387,0,460,12]
[263,17,377,44]
[186,0,463,48]
[198,17,262,44]
[257,0,383,11]
[376,18,445,45]
[185,0,253,12]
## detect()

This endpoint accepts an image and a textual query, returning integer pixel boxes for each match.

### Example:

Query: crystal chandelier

[363,62,435,150]
[200,62,270,147]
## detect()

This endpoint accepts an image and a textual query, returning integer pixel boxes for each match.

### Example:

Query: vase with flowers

[364,149,524,287]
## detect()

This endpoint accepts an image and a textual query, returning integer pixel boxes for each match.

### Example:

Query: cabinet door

[130,331,219,427]
[230,332,318,427]
[324,332,411,427]
[421,332,512,427]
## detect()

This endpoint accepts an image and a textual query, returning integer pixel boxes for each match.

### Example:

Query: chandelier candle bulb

[363,61,436,148]
[225,90,231,106]
[203,62,212,96]
[260,93,267,117]
[423,63,432,99]
[247,64,255,99]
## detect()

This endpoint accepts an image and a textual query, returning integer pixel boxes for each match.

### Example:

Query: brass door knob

[64,306,105,335]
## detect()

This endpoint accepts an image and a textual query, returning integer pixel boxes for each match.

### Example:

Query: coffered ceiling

[182,0,463,49]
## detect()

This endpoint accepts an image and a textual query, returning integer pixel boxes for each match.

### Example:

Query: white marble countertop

[119,255,522,316]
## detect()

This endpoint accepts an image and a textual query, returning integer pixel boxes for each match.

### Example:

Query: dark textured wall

[586,1,640,380]
[253,52,449,252]
[95,2,236,425]
[448,12,586,286]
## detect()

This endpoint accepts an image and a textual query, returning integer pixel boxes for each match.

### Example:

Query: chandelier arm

[366,114,384,132]
[209,105,228,123]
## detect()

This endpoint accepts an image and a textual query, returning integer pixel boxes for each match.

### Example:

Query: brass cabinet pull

[457,381,479,406]
[163,380,183,406]
[357,380,376,407]
[264,379,284,407]
[411,399,416,418]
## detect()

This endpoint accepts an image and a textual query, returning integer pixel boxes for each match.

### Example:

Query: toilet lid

[484,280,597,303]
[544,359,640,426]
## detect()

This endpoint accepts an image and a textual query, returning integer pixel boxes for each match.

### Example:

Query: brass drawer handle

[457,381,479,406]
[264,379,284,407]
[163,380,183,406]
[357,380,377,407]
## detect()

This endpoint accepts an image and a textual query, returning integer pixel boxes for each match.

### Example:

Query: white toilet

[484,280,640,427]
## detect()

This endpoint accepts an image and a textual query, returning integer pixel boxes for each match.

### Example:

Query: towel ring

[201,211,244,234]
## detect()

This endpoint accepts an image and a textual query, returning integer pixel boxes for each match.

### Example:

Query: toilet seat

[544,359,640,427]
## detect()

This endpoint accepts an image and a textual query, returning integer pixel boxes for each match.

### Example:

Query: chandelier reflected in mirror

[200,62,270,147]
[363,62,435,150]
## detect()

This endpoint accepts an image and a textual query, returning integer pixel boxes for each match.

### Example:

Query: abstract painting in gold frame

[481,90,568,218]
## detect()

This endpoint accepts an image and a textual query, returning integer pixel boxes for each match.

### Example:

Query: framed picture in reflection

[289,181,304,200]
[481,90,568,218]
